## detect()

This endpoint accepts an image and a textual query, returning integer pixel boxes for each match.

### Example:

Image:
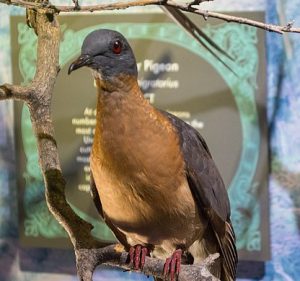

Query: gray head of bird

[68,29,138,83]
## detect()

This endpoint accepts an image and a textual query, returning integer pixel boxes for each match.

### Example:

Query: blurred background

[1,0,300,280]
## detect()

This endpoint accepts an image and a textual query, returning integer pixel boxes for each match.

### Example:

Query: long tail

[161,6,236,75]
[214,221,238,281]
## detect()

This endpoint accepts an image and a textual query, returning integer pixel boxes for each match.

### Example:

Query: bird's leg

[128,244,150,270]
[163,249,182,281]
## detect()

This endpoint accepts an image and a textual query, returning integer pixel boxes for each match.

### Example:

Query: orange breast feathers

[89,76,204,246]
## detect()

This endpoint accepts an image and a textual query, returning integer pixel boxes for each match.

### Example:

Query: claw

[128,245,150,270]
[163,249,182,281]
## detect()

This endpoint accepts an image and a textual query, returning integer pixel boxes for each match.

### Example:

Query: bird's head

[68,29,138,85]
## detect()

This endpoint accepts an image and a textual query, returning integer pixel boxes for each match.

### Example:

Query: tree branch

[0,84,31,101]
[22,9,101,250]
[186,5,299,34]
[1,0,300,34]
[75,245,221,281]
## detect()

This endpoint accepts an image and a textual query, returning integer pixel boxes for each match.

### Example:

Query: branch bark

[76,245,220,281]
[21,8,102,251]
[0,84,31,101]
[1,8,220,281]
[0,0,300,34]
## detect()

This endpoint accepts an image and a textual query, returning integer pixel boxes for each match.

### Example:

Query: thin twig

[165,1,300,34]
[51,0,161,12]
[0,84,31,101]
[1,0,300,34]
[0,0,39,8]
[190,7,299,34]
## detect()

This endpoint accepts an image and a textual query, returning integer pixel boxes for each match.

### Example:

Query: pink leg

[163,249,182,281]
[141,247,149,269]
[128,245,150,270]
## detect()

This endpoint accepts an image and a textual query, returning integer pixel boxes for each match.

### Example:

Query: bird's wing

[90,170,104,217]
[161,6,236,74]
[162,111,237,280]
[90,171,130,248]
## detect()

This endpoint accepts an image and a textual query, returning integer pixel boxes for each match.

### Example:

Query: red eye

[112,40,122,54]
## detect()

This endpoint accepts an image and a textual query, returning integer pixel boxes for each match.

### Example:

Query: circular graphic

[17,19,261,251]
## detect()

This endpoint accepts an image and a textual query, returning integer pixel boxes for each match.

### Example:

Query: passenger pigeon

[68,29,237,281]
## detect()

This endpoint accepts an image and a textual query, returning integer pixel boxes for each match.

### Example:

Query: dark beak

[68,54,93,75]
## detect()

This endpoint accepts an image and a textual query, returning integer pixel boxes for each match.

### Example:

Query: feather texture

[162,111,237,281]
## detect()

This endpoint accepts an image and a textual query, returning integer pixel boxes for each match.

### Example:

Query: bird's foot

[128,244,150,270]
[163,249,182,281]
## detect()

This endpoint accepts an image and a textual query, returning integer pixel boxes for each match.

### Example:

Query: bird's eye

[112,40,122,54]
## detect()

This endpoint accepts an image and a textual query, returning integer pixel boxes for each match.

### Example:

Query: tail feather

[161,6,237,75]
[214,221,238,281]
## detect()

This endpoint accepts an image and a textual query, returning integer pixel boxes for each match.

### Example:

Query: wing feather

[162,111,237,281]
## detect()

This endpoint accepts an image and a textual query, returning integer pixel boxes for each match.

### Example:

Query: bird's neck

[93,72,138,94]
[93,74,153,122]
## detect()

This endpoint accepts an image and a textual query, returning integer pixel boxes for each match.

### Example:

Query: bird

[68,29,237,281]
